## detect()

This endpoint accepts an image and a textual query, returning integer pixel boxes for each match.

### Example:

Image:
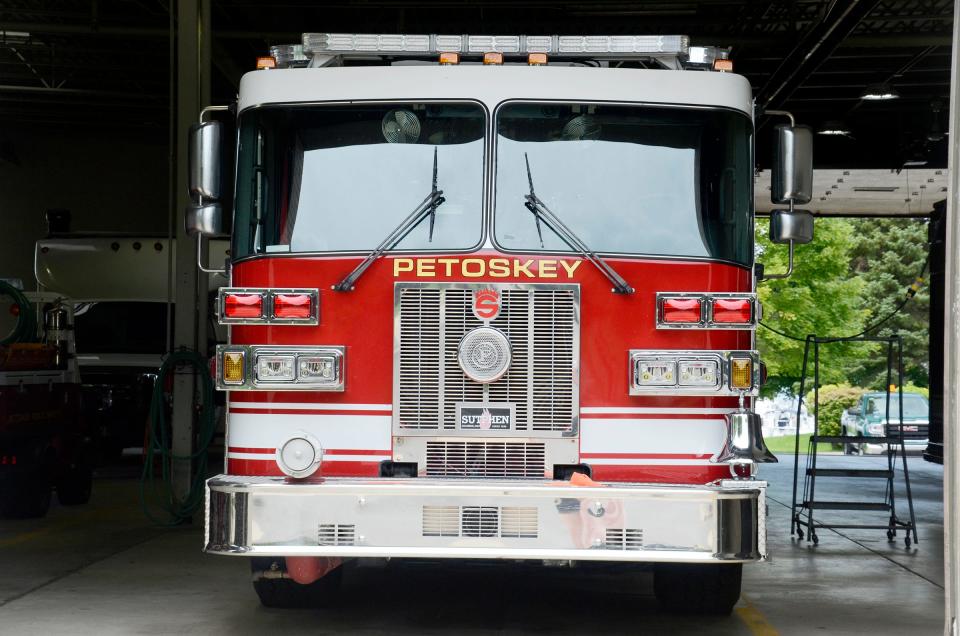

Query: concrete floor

[0,455,945,635]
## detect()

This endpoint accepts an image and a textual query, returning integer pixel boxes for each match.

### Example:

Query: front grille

[887,423,929,441]
[604,528,644,551]
[317,523,355,546]
[397,284,578,432]
[425,441,546,478]
[422,505,539,539]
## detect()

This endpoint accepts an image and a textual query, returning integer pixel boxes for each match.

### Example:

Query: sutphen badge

[473,289,500,322]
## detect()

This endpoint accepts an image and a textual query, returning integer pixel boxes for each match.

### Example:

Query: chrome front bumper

[205,476,767,563]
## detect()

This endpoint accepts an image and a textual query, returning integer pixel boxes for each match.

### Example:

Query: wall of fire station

[0,126,168,288]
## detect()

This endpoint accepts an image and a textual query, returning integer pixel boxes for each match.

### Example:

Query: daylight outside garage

[0,1,956,634]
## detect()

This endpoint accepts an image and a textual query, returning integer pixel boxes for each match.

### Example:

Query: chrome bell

[715,411,778,465]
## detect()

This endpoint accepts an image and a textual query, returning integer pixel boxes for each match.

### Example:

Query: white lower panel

[580,418,726,455]
[227,413,391,452]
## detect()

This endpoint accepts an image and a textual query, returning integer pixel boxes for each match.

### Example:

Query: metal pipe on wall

[171,0,212,501]
[942,1,960,632]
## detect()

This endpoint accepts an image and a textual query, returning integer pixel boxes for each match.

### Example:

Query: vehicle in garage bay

[34,236,228,462]
[842,390,930,455]
[187,33,815,615]
[0,285,92,517]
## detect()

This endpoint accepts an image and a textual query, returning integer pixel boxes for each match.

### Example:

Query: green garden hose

[0,279,37,345]
[140,349,217,526]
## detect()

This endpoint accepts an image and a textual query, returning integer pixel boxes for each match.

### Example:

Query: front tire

[0,471,52,518]
[654,563,742,615]
[57,463,93,506]
[251,558,343,608]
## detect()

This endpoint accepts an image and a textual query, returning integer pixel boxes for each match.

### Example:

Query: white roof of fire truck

[238,33,753,117]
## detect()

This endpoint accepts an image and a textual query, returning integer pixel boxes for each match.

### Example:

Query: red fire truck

[188,33,815,614]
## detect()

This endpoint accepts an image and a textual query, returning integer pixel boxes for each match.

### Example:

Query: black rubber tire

[654,563,742,616]
[251,558,343,608]
[0,472,52,518]
[57,464,93,506]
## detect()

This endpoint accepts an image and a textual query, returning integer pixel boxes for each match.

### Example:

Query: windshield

[233,103,485,258]
[867,394,929,418]
[494,103,753,265]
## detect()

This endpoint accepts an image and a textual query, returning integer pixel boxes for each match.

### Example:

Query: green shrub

[903,383,929,399]
[805,383,866,437]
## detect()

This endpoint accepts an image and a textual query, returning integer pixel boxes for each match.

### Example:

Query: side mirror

[771,124,813,205]
[189,121,222,200]
[770,209,814,245]
[185,202,225,237]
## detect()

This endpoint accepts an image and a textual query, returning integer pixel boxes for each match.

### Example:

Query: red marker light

[224,293,264,319]
[273,293,313,320]
[661,298,702,324]
[711,298,753,324]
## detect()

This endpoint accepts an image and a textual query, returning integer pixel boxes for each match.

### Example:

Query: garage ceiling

[0,0,953,204]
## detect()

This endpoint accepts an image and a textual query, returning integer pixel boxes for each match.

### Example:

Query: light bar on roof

[303,32,431,54]
[301,33,689,58]
[270,44,309,67]
[466,35,520,53]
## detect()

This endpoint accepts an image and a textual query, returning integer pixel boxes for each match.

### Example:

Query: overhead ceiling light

[0,31,32,46]
[861,83,899,101]
[817,121,852,137]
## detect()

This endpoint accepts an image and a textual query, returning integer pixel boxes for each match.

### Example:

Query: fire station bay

[0,9,955,635]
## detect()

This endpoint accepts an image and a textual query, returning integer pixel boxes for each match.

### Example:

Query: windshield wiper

[334,148,445,292]
[522,153,634,294]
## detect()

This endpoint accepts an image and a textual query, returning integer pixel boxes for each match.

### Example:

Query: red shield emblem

[473,289,500,321]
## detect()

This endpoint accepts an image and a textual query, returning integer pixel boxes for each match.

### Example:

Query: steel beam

[756,0,883,110]
[942,0,960,632]
[171,0,211,505]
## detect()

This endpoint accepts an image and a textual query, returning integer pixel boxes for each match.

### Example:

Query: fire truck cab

[189,33,814,615]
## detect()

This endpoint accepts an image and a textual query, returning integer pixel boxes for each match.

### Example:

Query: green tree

[847,218,930,388]
[756,217,873,394]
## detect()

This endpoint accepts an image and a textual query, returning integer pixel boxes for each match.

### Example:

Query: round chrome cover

[276,434,323,479]
[458,327,512,383]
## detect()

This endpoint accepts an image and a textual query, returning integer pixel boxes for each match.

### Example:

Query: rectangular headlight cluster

[216,345,344,391]
[656,292,759,330]
[629,350,759,396]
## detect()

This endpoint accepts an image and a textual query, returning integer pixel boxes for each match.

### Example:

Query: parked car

[842,391,929,454]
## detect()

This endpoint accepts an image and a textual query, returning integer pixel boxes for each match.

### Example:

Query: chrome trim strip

[205,475,766,562]
[217,287,320,325]
[216,344,345,391]
[628,349,760,396]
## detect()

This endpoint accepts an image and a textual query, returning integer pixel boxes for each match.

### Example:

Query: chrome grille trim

[422,505,539,539]
[318,523,356,546]
[394,282,580,436]
[605,528,644,551]
[425,441,547,478]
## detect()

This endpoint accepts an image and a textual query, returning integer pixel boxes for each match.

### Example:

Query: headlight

[635,359,676,386]
[867,422,885,435]
[629,351,759,395]
[216,346,344,391]
[299,355,338,381]
[678,360,719,387]
[256,354,296,382]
